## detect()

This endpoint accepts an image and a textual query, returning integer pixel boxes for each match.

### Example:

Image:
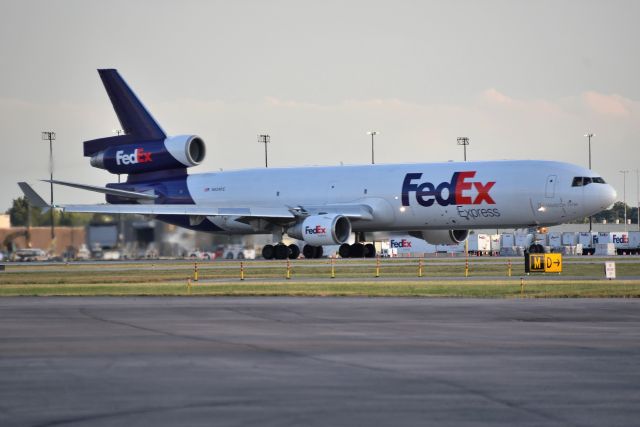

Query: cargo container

[629,232,640,253]
[87,224,118,250]
[610,232,640,254]
[490,234,501,252]
[548,232,562,248]
[388,235,436,256]
[535,233,548,246]
[515,234,533,248]
[467,234,491,254]
[578,232,595,255]
[610,232,629,249]
[501,233,515,248]
[562,232,578,246]
[592,232,611,244]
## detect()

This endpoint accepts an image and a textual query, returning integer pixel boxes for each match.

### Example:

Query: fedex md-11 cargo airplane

[19,69,616,259]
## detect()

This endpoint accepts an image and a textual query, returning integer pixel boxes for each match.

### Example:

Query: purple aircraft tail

[83,69,205,178]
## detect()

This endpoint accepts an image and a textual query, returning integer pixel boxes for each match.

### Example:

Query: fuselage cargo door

[545,175,557,198]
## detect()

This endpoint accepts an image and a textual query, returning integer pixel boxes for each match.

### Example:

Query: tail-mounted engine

[88,135,205,175]
[287,214,352,245]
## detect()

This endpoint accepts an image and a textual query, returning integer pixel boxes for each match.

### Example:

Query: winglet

[18,182,51,210]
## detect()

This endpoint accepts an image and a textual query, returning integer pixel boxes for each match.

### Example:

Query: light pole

[457,137,469,161]
[41,131,56,242]
[258,134,270,168]
[367,131,379,164]
[636,169,640,231]
[584,133,595,231]
[584,133,594,170]
[620,170,629,231]
[113,129,124,248]
[113,129,123,183]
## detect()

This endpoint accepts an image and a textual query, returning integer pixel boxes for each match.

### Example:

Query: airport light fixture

[584,133,595,231]
[41,131,56,241]
[457,137,469,162]
[620,170,629,231]
[258,134,270,168]
[367,131,379,164]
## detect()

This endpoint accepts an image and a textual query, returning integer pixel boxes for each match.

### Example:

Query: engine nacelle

[287,214,352,246]
[411,229,469,245]
[90,135,206,174]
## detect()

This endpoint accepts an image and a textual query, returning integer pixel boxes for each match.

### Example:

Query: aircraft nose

[594,184,618,209]
[604,184,617,208]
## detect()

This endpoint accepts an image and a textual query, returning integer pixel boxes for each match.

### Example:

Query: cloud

[582,91,632,116]
[483,88,516,106]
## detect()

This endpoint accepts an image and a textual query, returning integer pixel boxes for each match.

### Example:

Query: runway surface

[1,298,639,426]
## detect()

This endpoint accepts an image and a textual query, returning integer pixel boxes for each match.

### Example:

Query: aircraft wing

[59,203,296,218]
[58,203,374,220]
[19,182,374,221]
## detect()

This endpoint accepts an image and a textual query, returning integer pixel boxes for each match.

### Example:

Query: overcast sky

[1,0,638,210]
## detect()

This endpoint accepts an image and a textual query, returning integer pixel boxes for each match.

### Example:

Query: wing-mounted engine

[287,214,352,245]
[89,135,205,175]
[411,229,469,245]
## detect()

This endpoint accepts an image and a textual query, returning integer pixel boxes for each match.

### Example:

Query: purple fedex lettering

[305,225,327,235]
[390,239,412,248]
[402,172,495,207]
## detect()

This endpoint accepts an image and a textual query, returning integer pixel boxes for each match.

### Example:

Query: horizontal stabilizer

[42,179,157,200]
[18,182,50,209]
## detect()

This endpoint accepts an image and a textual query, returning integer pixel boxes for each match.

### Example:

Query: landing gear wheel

[274,243,289,260]
[339,243,351,258]
[262,244,274,260]
[288,244,300,260]
[303,244,316,259]
[314,246,323,258]
[364,243,376,258]
[349,243,365,258]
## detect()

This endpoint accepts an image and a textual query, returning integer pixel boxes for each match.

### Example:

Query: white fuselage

[185,160,616,234]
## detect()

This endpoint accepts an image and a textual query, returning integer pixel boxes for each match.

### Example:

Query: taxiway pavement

[1,298,639,426]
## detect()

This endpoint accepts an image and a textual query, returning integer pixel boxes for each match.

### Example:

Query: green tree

[592,202,638,224]
[5,197,93,227]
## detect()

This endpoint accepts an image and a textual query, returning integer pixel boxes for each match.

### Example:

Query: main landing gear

[262,243,322,260]
[338,243,376,258]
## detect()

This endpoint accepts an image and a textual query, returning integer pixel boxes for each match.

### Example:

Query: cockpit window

[572,176,606,187]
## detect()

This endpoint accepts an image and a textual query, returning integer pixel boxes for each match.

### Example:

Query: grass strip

[1,279,640,298]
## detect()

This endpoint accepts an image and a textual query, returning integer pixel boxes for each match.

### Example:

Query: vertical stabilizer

[98,69,166,140]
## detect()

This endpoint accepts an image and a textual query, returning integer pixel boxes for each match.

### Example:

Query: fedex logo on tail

[402,172,496,207]
[390,239,412,248]
[116,148,152,166]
